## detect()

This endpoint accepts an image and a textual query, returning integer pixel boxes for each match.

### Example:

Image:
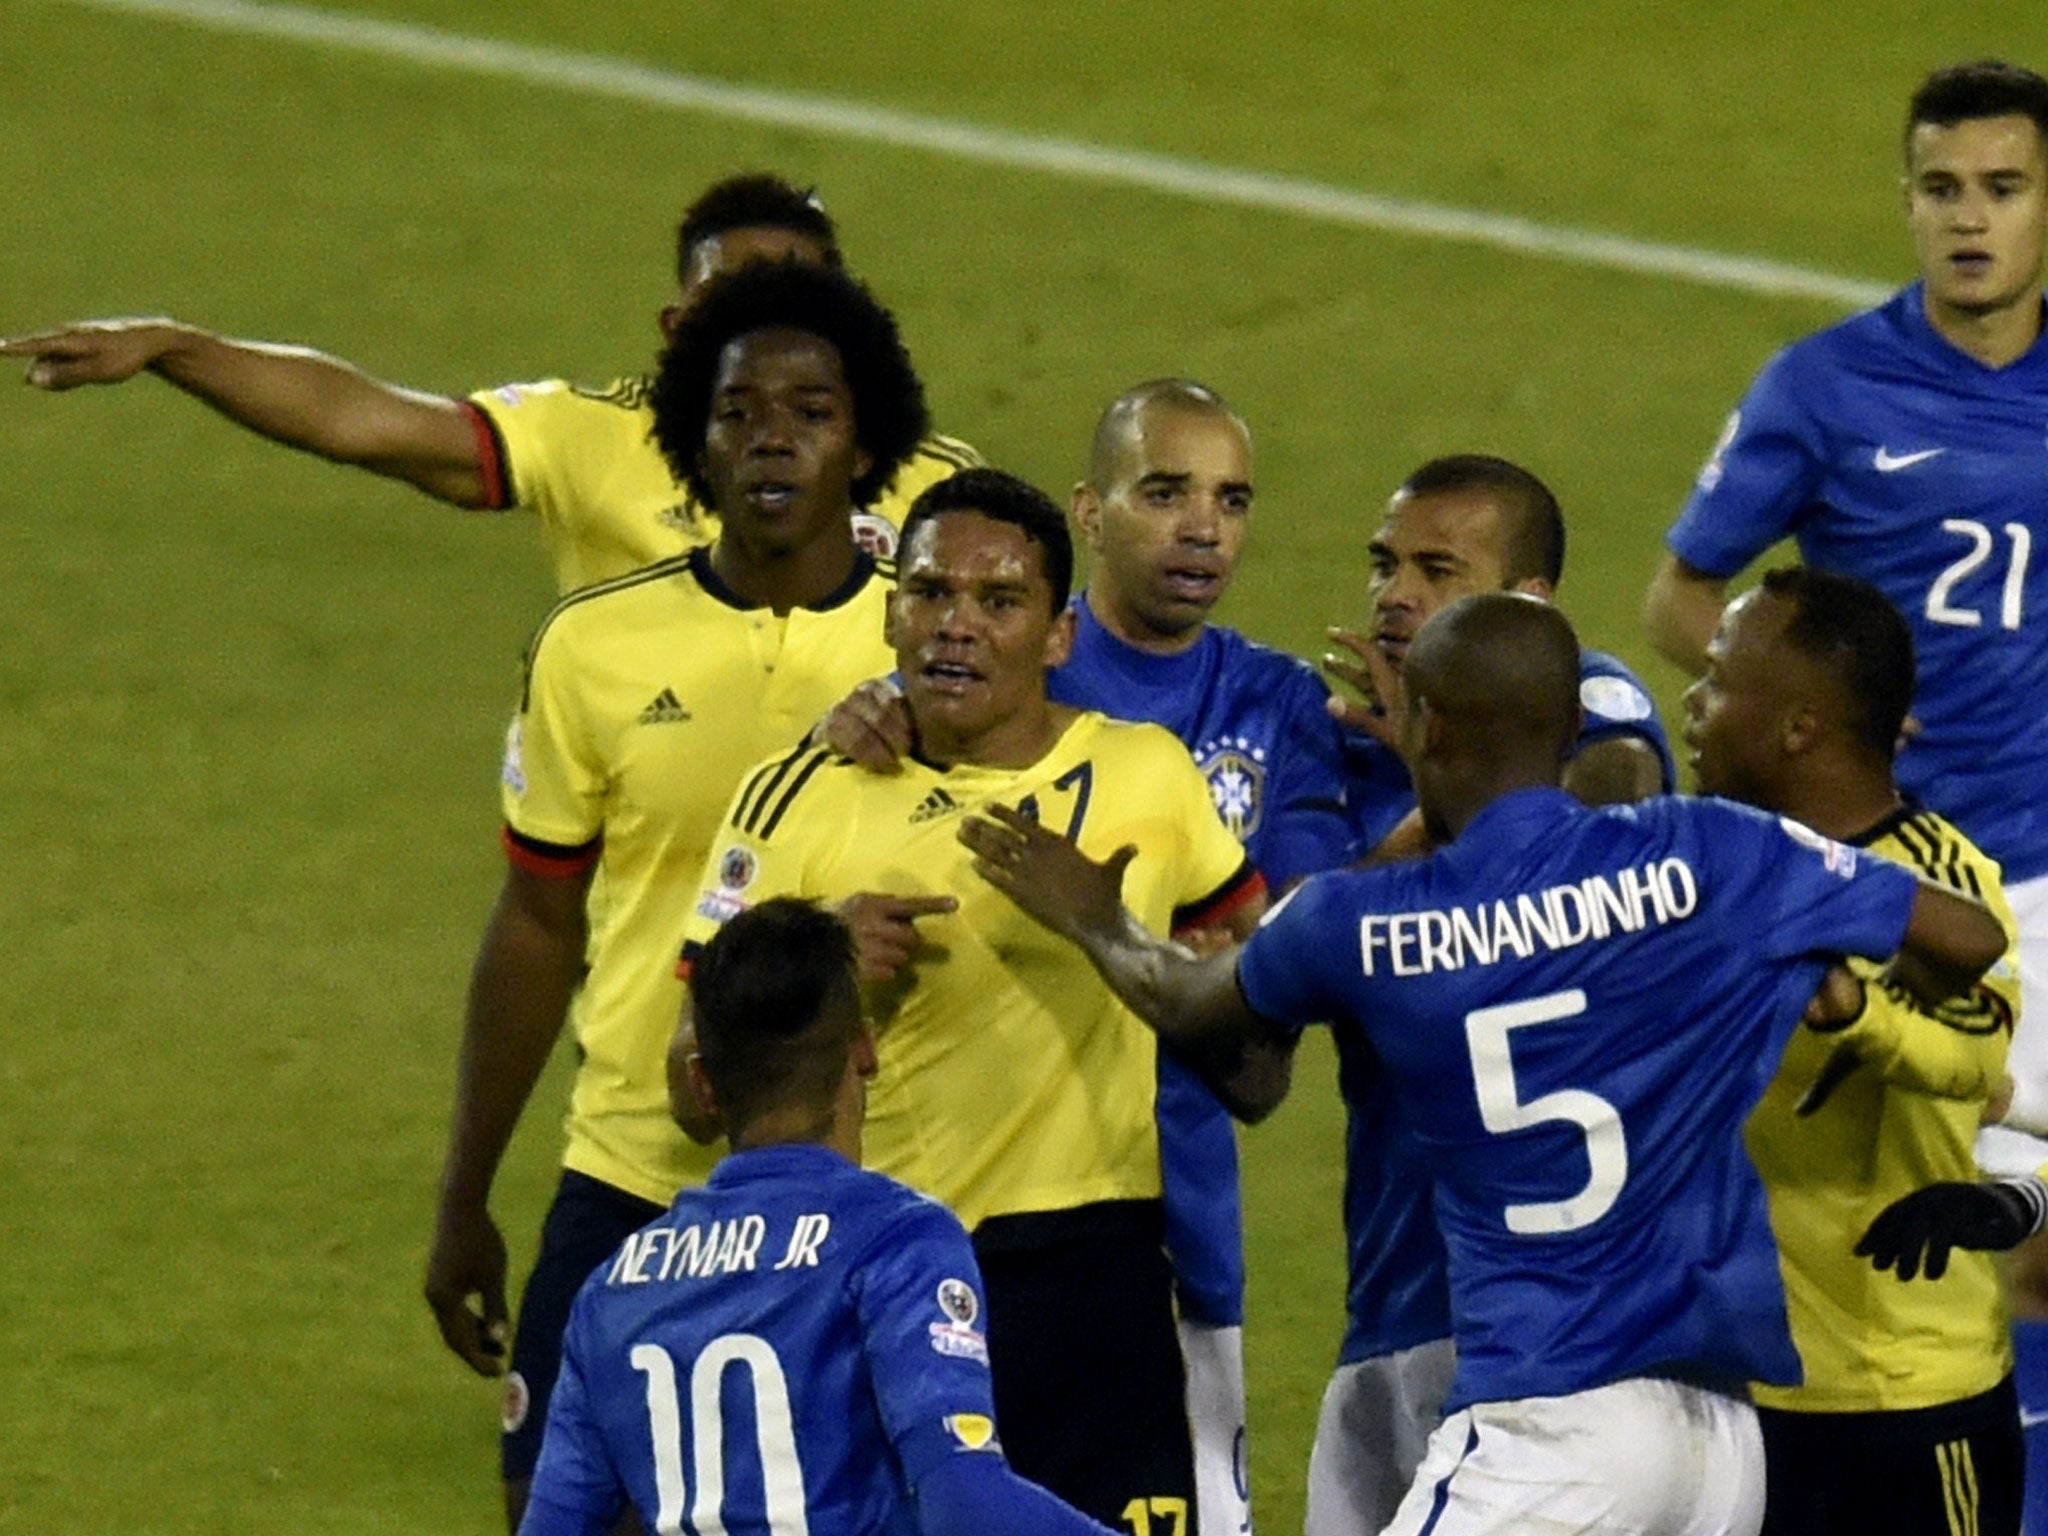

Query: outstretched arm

[1896,879,2009,1005]
[426,859,593,1375]
[1858,1173,2048,1280]
[1640,553,1727,676]
[2,317,491,506]
[959,804,1295,1121]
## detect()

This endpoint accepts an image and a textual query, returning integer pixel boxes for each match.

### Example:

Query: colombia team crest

[1197,734,1266,840]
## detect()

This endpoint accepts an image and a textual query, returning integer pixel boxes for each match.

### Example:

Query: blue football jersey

[1050,595,1351,1326]
[1331,647,1674,1362]
[1668,283,2048,880]
[526,1144,1004,1536]
[1239,788,1919,1410]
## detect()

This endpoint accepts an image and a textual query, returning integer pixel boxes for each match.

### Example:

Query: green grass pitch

[1,1,2038,1530]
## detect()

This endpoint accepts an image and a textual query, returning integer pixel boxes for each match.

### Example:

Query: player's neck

[710,530,860,616]
[1922,285,2046,369]
[914,700,1078,771]
[1086,584,1206,657]
[1772,764,1903,845]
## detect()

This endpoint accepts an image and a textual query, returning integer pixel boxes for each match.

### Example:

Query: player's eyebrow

[1135,470,1193,489]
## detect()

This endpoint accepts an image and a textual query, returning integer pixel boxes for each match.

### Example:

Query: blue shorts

[500,1169,664,1482]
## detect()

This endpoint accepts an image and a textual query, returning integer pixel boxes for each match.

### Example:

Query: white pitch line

[37,0,1894,311]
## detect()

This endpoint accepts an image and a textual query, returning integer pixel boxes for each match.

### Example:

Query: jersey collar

[688,543,880,613]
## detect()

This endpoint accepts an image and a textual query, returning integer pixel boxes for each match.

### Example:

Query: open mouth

[1161,564,1223,602]
[742,480,800,511]
[920,658,984,695]
[1949,249,1994,278]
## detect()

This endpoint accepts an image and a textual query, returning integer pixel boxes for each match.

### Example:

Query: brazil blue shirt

[1239,788,1919,1409]
[525,1144,1004,1536]
[1332,648,1674,1362]
[1668,283,2048,880]
[1049,594,1351,1327]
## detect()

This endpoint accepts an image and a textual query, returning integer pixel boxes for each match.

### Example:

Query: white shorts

[1305,1339,1458,1536]
[1180,1318,1251,1536]
[1381,1377,1764,1536]
[1978,870,2048,1174]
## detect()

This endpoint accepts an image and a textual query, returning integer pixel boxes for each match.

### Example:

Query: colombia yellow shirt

[465,375,976,591]
[1747,806,2020,1412]
[682,713,1260,1230]
[500,547,898,1203]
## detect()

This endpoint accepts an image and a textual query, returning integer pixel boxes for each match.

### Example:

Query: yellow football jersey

[1747,806,2020,1412]
[682,713,1259,1231]
[501,547,898,1204]
[466,375,977,591]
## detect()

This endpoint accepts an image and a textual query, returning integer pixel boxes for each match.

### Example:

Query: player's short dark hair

[1087,378,1246,489]
[650,262,930,510]
[1907,61,2048,154]
[676,173,844,285]
[900,468,1075,615]
[1397,454,1566,587]
[1758,566,1917,759]
[691,898,862,1138]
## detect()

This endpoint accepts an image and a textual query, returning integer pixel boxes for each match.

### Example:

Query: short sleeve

[1235,873,1358,1035]
[1254,669,1356,887]
[849,1201,1005,1487]
[1728,809,1919,964]
[678,750,828,964]
[1160,739,1267,921]
[1665,348,1828,578]
[501,618,609,851]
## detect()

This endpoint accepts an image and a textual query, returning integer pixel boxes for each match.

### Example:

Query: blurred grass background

[2,0,2040,1530]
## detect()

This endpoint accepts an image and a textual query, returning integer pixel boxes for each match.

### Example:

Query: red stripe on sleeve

[460,400,510,510]
[501,824,600,879]
[1172,862,1267,938]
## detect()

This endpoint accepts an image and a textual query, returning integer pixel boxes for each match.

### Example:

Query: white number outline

[1463,989,1629,1234]
[632,1335,812,1536]
[1926,518,2031,631]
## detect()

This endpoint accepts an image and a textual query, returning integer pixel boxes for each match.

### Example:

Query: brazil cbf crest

[1198,734,1266,840]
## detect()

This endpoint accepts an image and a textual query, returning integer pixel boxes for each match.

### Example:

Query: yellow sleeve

[1155,734,1262,926]
[679,748,829,959]
[1828,969,2014,1102]
[499,614,607,850]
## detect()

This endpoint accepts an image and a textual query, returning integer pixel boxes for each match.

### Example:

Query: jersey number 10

[633,1336,809,1536]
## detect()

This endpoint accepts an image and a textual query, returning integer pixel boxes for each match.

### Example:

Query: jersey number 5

[633,1336,809,1536]
[1464,989,1629,1234]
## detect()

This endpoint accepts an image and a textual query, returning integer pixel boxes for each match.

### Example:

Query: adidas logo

[638,688,692,725]
[909,787,962,824]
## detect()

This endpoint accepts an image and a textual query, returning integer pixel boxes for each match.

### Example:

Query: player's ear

[852,443,874,487]
[658,303,687,344]
[1780,701,1821,757]
[1507,575,1555,604]
[851,1023,879,1079]
[1043,603,1077,670]
[1071,482,1103,543]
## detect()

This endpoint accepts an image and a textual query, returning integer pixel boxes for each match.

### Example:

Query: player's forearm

[1641,555,1725,676]
[148,327,488,504]
[914,1453,1122,1536]
[438,878,587,1209]
[1896,882,2007,1003]
[1834,984,2011,1102]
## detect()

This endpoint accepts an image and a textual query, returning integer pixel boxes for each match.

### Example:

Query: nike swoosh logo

[1873,446,1947,472]
[2021,1407,2048,1429]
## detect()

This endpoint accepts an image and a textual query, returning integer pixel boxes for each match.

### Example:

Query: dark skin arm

[425,859,594,1375]
[1,318,491,506]
[959,805,1295,1122]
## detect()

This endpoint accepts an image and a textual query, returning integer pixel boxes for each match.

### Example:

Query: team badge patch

[500,716,526,795]
[501,1371,531,1434]
[851,512,899,559]
[928,1321,990,1364]
[1580,675,1653,723]
[1779,815,1858,877]
[1198,735,1267,840]
[1697,408,1740,492]
[944,1413,999,1451]
[696,845,758,922]
[936,1278,979,1326]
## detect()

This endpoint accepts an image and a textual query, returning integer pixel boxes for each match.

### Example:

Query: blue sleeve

[1236,873,1357,1034]
[1252,668,1356,887]
[1574,655,1675,792]
[851,1200,1005,1487]
[1716,805,1918,963]
[521,1299,628,1536]
[1666,347,1828,577]
[914,1453,1122,1536]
